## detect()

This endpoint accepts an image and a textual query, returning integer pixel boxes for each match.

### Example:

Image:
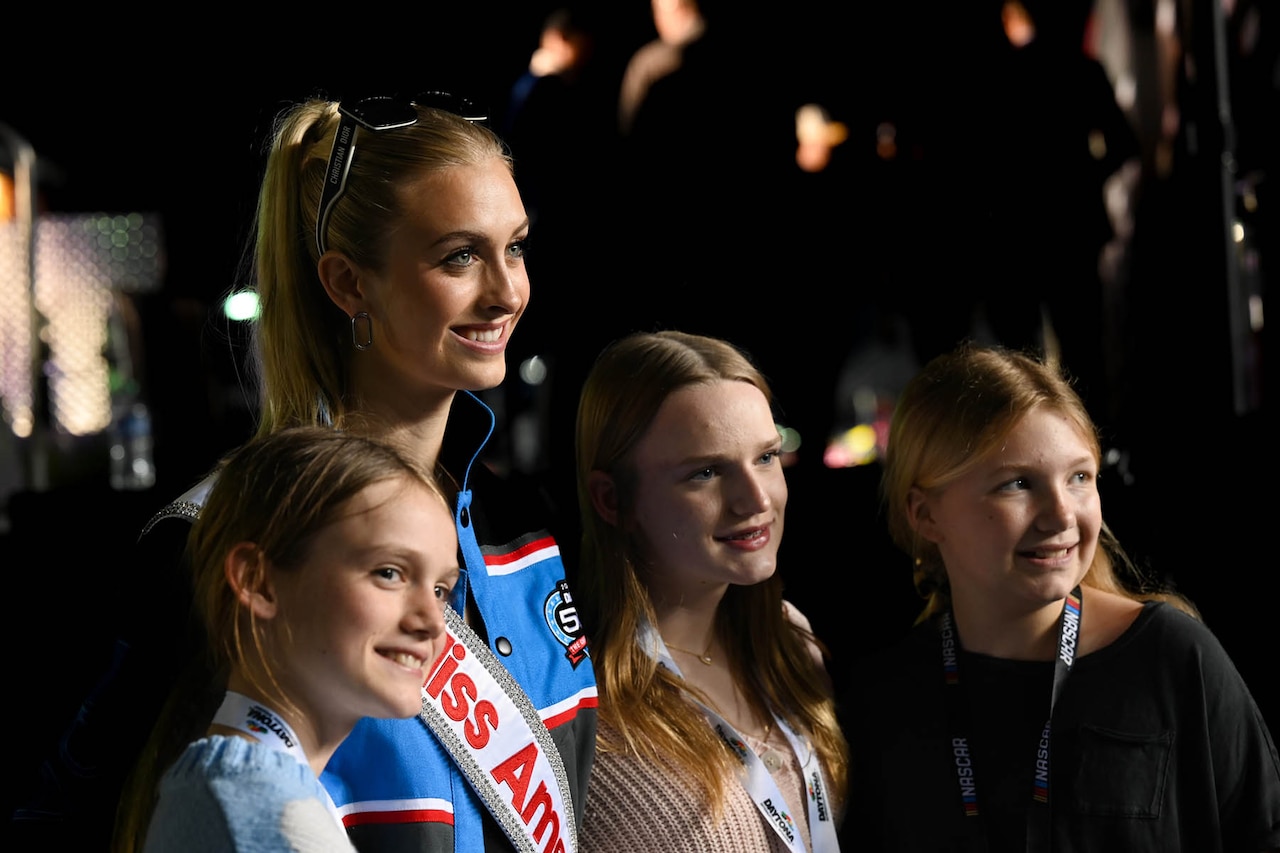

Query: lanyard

[212,691,310,765]
[211,691,345,828]
[642,625,841,853]
[937,587,1081,852]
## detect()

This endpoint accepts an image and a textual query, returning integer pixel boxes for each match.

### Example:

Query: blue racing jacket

[323,392,598,852]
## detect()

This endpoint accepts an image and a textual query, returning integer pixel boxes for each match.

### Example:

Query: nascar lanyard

[937,586,1081,853]
[419,604,576,853]
[211,690,344,829]
[645,625,841,853]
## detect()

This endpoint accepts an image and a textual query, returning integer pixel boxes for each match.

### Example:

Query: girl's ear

[907,486,944,545]
[316,251,365,318]
[586,470,620,527]
[224,542,278,620]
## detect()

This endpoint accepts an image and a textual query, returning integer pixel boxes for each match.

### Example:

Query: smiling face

[351,156,531,402]
[267,475,460,731]
[625,380,787,597]
[909,405,1101,620]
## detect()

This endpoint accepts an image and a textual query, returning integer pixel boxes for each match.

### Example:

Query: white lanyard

[211,691,344,829]
[642,625,841,853]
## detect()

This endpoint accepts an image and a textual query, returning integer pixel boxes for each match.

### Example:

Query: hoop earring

[351,312,373,351]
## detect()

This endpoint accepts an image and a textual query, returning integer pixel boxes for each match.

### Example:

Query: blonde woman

[21,93,597,853]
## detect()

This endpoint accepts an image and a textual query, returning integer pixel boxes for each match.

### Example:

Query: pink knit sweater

[580,717,812,853]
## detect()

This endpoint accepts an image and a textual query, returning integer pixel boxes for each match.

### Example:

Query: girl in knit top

[574,330,847,852]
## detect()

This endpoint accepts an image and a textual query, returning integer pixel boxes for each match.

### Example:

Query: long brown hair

[576,330,848,815]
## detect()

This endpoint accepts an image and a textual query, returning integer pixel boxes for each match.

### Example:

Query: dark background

[2,0,1275,820]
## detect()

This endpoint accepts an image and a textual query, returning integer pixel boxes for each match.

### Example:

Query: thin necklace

[664,638,713,666]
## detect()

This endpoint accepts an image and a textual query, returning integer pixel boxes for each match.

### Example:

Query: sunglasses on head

[314,91,487,257]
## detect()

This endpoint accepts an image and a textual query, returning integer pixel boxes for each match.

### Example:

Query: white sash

[643,626,841,853]
[419,605,576,853]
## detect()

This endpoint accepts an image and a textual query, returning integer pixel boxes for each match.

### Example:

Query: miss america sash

[419,605,576,853]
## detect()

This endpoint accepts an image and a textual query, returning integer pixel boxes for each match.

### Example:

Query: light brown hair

[576,329,848,815]
[881,342,1199,623]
